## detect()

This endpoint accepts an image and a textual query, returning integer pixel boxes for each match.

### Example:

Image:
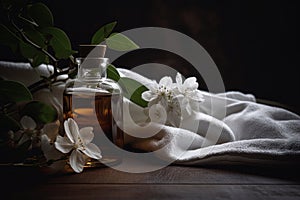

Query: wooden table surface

[2,164,300,200]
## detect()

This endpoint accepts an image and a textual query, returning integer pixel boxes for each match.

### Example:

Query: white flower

[12,116,38,146]
[173,73,204,115]
[54,118,102,173]
[142,76,173,107]
[174,73,204,102]
[16,116,60,144]
[141,73,205,128]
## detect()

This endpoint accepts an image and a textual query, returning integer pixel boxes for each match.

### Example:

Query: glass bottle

[63,45,124,167]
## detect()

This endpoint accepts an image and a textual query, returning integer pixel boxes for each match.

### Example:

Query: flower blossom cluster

[41,118,102,173]
[8,116,101,173]
[142,73,204,127]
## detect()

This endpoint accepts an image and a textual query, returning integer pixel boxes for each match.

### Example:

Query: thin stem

[0,102,13,113]
[6,109,18,117]
[11,19,58,64]
[15,131,25,144]
[9,15,76,93]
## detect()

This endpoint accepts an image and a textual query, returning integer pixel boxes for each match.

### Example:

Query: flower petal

[64,118,80,143]
[64,119,74,143]
[69,150,86,173]
[183,77,198,91]
[176,73,183,85]
[83,143,102,160]
[80,127,94,144]
[41,134,64,160]
[159,76,173,87]
[20,116,36,130]
[142,91,157,102]
[54,135,73,153]
[189,90,204,102]
[147,81,159,92]
[43,121,60,142]
[173,94,184,102]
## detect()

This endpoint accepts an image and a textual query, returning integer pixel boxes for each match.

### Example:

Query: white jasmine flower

[14,116,38,146]
[173,73,204,116]
[142,76,173,107]
[174,73,204,102]
[141,73,205,128]
[9,116,60,151]
[54,118,102,173]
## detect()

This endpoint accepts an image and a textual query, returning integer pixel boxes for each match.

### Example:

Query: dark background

[1,0,299,113]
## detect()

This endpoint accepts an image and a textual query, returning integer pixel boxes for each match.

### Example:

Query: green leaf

[22,30,48,67]
[31,51,48,67]
[0,80,32,106]
[24,29,46,48]
[118,77,148,107]
[106,33,139,51]
[19,41,48,67]
[27,2,54,28]
[0,113,20,132]
[41,27,76,59]
[19,41,35,58]
[0,24,21,53]
[20,101,57,124]
[107,64,120,82]
[91,21,117,44]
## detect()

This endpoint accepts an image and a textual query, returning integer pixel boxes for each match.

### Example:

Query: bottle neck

[76,57,109,81]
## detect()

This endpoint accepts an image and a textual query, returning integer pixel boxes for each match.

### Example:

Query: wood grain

[48,165,300,184]
[7,184,300,200]
[1,165,300,200]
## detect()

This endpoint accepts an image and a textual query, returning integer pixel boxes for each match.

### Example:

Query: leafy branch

[1,1,141,93]
[0,0,150,166]
[10,18,58,64]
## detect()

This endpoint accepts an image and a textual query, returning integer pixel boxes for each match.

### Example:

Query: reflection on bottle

[63,46,124,167]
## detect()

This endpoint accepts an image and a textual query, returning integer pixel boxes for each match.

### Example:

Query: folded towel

[119,68,300,166]
[0,61,65,113]
[1,61,300,167]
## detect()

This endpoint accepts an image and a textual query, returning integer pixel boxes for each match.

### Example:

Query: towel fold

[1,61,300,166]
[119,68,300,166]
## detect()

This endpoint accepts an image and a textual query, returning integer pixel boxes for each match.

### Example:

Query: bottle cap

[79,44,106,58]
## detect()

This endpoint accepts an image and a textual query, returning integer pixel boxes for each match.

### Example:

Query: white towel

[119,68,300,166]
[1,61,300,166]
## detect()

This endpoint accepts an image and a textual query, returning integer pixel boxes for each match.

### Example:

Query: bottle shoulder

[64,78,122,94]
